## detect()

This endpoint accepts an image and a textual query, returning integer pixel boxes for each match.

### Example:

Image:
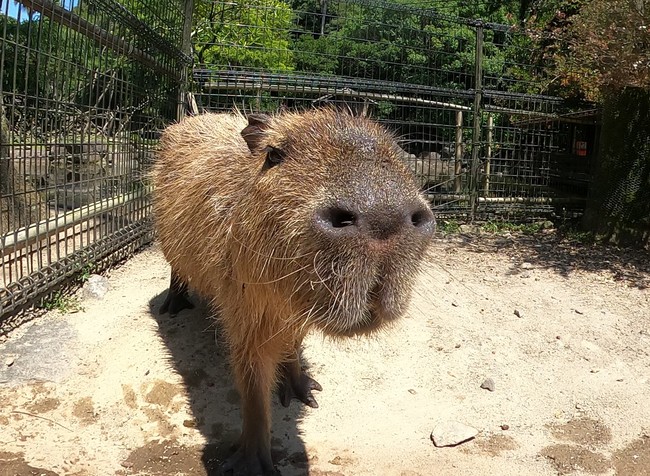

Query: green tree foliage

[1,1,181,136]
[518,0,650,101]
[567,0,649,99]
[193,0,294,70]
[291,0,523,89]
[1,14,65,100]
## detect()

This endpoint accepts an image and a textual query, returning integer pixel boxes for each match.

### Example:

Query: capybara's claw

[158,291,194,316]
[159,271,195,316]
[221,447,279,476]
[278,370,322,409]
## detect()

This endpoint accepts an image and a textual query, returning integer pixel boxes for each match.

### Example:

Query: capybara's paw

[158,291,194,316]
[221,447,279,476]
[278,369,322,409]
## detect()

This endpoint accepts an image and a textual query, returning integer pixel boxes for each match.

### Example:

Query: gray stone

[0,319,78,385]
[431,421,479,447]
[480,378,496,392]
[82,275,110,300]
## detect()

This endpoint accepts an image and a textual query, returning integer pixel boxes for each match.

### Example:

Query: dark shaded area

[583,88,650,248]
[445,231,650,289]
[148,292,310,476]
[0,451,59,476]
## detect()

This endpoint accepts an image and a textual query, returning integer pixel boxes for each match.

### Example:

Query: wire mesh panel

[0,0,190,321]
[192,0,577,220]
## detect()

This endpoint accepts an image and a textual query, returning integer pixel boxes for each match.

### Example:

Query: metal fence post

[178,0,195,120]
[470,22,484,220]
[483,114,494,195]
[454,110,463,193]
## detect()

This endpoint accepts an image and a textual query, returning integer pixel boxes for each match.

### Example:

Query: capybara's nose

[314,199,435,240]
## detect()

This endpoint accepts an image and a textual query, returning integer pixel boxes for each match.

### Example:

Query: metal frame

[0,0,191,322]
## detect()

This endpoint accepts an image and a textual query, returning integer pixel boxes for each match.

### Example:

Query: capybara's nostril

[409,205,435,231]
[316,206,358,233]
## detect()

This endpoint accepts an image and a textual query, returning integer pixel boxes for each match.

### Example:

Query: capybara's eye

[264,146,285,168]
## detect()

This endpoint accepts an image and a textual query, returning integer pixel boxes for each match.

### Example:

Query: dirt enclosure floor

[1,231,650,476]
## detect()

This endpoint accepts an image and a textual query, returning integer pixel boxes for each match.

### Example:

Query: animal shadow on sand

[149,291,311,476]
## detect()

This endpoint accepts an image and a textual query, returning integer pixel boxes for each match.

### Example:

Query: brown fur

[152,108,435,475]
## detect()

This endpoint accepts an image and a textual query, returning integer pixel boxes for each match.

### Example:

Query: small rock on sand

[431,421,479,447]
[480,378,495,392]
[82,275,110,300]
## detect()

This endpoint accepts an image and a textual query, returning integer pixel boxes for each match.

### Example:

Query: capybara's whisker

[236,263,312,286]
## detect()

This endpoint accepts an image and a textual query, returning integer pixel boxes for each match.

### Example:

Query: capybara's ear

[241,114,272,152]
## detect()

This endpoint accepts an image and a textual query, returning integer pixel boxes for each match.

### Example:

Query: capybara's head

[233,108,435,337]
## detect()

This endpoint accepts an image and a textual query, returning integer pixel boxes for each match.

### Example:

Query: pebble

[514,309,523,318]
[408,389,417,395]
[82,274,110,300]
[480,378,495,392]
[182,419,196,428]
[500,424,510,430]
[431,421,479,447]
[521,262,533,269]
[5,357,14,367]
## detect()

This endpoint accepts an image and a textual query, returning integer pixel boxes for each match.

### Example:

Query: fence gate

[0,0,192,323]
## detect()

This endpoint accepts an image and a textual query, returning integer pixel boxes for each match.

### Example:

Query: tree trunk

[582,88,650,248]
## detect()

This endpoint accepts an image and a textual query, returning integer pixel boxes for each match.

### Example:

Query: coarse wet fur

[152,108,435,475]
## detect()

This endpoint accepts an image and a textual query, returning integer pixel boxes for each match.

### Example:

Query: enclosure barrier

[192,0,588,222]
[0,0,192,323]
[1,0,594,322]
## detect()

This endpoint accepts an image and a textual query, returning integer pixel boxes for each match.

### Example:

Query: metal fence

[0,0,191,322]
[193,0,588,220]
[1,0,593,321]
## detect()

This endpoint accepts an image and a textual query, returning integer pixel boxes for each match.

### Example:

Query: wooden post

[454,110,463,193]
[483,114,493,195]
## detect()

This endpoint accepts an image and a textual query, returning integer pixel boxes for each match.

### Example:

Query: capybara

[152,108,435,475]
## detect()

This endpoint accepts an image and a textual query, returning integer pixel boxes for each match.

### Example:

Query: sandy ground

[1,231,650,476]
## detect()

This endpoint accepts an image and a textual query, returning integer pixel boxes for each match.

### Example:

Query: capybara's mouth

[322,281,398,338]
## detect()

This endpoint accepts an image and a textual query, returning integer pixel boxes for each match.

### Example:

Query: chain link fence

[192,0,588,221]
[0,0,191,323]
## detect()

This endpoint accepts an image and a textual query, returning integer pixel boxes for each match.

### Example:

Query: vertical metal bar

[483,114,493,195]
[320,0,328,36]
[470,23,483,220]
[454,110,463,193]
[178,0,195,121]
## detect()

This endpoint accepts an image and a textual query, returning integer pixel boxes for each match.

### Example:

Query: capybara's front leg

[277,347,322,408]
[222,353,279,475]
[159,269,194,316]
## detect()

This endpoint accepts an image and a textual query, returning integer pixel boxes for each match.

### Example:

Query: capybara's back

[153,113,251,299]
[152,108,435,475]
